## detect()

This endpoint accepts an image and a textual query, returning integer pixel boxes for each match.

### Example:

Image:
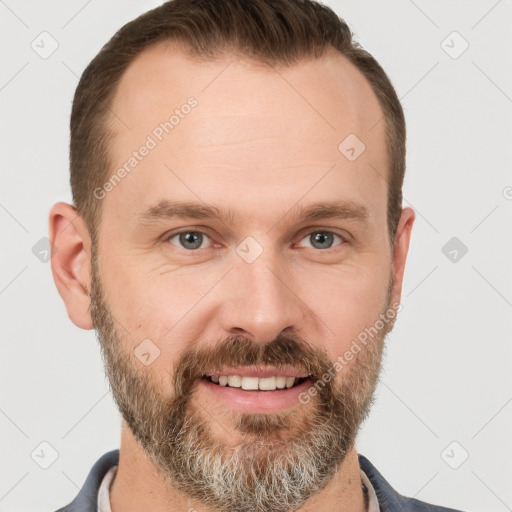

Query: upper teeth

[209,375,298,390]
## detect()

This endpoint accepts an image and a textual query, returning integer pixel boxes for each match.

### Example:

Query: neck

[110,421,367,512]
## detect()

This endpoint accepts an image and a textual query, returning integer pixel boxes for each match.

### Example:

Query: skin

[49,42,415,512]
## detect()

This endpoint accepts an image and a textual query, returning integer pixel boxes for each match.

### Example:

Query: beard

[89,243,393,512]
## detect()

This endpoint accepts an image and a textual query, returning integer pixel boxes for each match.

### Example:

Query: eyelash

[165,229,347,252]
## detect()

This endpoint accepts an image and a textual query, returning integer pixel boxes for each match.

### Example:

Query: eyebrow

[136,199,369,227]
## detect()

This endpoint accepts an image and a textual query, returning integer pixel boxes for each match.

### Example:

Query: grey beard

[143,396,363,512]
[101,339,379,512]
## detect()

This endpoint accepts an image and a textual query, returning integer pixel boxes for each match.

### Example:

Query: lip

[203,366,310,379]
[199,376,313,413]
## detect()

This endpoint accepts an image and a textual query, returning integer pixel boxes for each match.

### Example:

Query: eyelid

[163,227,349,251]
[295,229,346,249]
[165,228,214,250]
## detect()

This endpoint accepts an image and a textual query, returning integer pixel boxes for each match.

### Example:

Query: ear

[48,202,94,330]
[389,206,415,313]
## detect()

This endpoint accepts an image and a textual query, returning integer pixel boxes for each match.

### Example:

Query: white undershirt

[97,464,380,512]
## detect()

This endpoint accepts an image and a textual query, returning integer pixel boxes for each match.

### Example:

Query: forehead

[103,43,388,232]
[110,42,385,141]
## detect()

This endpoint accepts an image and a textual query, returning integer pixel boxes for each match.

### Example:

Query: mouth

[202,374,309,391]
[198,369,314,413]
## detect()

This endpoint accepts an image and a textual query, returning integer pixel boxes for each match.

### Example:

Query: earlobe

[390,207,415,308]
[48,202,94,330]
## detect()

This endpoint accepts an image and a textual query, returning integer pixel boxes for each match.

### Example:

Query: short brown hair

[70,0,405,246]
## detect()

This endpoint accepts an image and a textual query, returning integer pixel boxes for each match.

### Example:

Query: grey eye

[169,231,209,250]
[299,231,343,250]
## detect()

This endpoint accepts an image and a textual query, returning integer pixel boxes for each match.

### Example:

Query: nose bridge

[220,241,303,343]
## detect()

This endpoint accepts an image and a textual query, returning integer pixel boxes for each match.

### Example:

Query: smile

[202,374,309,391]
[198,368,314,413]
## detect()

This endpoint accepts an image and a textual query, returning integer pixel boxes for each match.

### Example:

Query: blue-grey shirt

[54,450,465,512]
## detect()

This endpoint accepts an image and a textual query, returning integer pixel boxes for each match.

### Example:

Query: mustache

[173,334,333,397]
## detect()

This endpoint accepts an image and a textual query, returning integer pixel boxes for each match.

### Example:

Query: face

[82,43,410,512]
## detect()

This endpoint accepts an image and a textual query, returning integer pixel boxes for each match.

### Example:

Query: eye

[167,231,212,250]
[297,230,345,250]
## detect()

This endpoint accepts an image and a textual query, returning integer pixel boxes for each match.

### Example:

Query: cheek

[300,262,391,354]
[97,253,193,356]
[98,255,231,387]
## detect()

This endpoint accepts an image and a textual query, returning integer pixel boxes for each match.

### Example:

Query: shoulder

[358,454,465,512]
[53,450,120,512]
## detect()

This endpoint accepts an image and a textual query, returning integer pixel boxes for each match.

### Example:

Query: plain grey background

[1,1,511,511]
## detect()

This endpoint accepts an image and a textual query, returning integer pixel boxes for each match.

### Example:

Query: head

[49,1,415,511]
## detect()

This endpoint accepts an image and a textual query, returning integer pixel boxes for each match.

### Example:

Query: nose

[217,247,305,345]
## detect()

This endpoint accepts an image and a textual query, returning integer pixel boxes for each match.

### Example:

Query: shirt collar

[97,465,380,512]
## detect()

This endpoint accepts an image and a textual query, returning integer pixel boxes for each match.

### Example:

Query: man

[48,0,463,511]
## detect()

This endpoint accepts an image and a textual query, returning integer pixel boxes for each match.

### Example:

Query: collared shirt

[54,450,465,512]
[97,464,381,512]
